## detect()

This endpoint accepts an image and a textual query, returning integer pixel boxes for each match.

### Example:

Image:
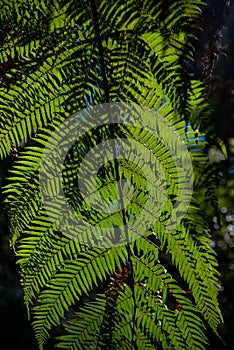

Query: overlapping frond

[0,0,224,349]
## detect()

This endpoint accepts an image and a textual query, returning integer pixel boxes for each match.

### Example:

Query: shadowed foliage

[0,1,224,349]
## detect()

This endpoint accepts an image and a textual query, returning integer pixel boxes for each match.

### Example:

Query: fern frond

[32,246,127,348]
[56,295,106,350]
[0,0,223,349]
[158,222,222,330]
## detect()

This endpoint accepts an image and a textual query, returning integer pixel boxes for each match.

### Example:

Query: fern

[0,0,223,349]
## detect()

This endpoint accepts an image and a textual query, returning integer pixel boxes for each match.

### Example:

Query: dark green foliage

[0,1,223,349]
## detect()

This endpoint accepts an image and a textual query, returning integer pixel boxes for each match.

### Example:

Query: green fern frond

[0,0,224,349]
[56,295,106,350]
[32,246,127,348]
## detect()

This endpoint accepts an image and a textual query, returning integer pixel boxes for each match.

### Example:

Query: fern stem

[90,0,109,103]
[89,0,130,247]
[90,1,136,346]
